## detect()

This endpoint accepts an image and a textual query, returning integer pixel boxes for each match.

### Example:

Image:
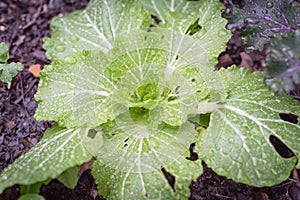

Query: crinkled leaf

[93,158,202,200]
[0,125,93,193]
[110,26,228,82]
[224,0,300,51]
[265,30,300,94]
[199,66,300,186]
[37,28,224,129]
[0,62,23,87]
[108,26,227,125]
[97,113,196,172]
[140,0,203,32]
[140,0,230,57]
[0,42,8,62]
[43,0,150,59]
[112,63,199,126]
[35,51,123,129]
[92,118,202,199]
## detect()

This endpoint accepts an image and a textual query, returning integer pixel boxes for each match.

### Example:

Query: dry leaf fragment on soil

[28,64,41,77]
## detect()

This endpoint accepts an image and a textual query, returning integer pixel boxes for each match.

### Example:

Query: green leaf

[112,63,199,126]
[224,0,300,51]
[43,0,151,59]
[0,42,23,88]
[57,166,78,189]
[140,0,230,58]
[18,194,45,200]
[37,25,228,129]
[199,66,300,186]
[141,0,203,32]
[20,182,45,195]
[0,62,23,88]
[35,51,124,129]
[265,30,300,94]
[0,125,92,193]
[90,115,202,199]
[0,42,9,62]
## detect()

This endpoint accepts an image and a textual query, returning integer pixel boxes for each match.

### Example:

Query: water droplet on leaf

[55,45,66,52]
[262,9,268,14]
[266,1,274,9]
[65,56,77,64]
[70,35,79,42]
[237,156,243,163]
[275,11,282,18]
[228,138,234,144]
[218,29,228,37]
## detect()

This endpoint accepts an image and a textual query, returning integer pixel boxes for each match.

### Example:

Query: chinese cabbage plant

[0,0,300,199]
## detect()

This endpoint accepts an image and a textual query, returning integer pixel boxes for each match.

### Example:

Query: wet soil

[0,0,300,199]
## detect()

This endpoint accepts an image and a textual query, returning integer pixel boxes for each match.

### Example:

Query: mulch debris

[0,0,300,199]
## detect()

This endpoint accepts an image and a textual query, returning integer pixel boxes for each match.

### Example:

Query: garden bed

[0,0,299,199]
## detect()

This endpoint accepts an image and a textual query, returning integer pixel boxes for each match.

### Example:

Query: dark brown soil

[0,0,300,200]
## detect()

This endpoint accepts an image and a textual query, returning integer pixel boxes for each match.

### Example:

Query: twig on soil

[215,193,236,199]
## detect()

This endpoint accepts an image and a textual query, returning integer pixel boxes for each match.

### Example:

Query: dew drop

[207,151,214,157]
[237,156,243,163]
[262,152,268,159]
[66,77,72,82]
[2,175,7,180]
[46,65,54,72]
[70,35,79,42]
[228,138,234,144]
[275,11,281,18]
[255,169,263,178]
[61,93,67,98]
[271,168,278,175]
[266,1,274,9]
[55,45,66,52]
[262,9,268,14]
[252,157,258,166]
[218,29,228,37]
[65,56,77,64]
[68,84,75,89]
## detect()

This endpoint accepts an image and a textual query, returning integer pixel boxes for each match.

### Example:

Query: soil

[0,0,300,200]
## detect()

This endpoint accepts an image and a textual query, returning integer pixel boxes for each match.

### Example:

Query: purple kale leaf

[223,0,300,51]
[265,30,300,94]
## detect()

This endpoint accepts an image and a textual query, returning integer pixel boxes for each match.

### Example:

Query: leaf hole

[161,167,176,192]
[145,193,149,198]
[175,55,179,60]
[269,135,295,158]
[186,143,199,161]
[87,129,97,139]
[151,15,161,26]
[167,86,180,102]
[191,78,196,82]
[186,18,201,35]
[279,113,298,124]
[123,138,129,147]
